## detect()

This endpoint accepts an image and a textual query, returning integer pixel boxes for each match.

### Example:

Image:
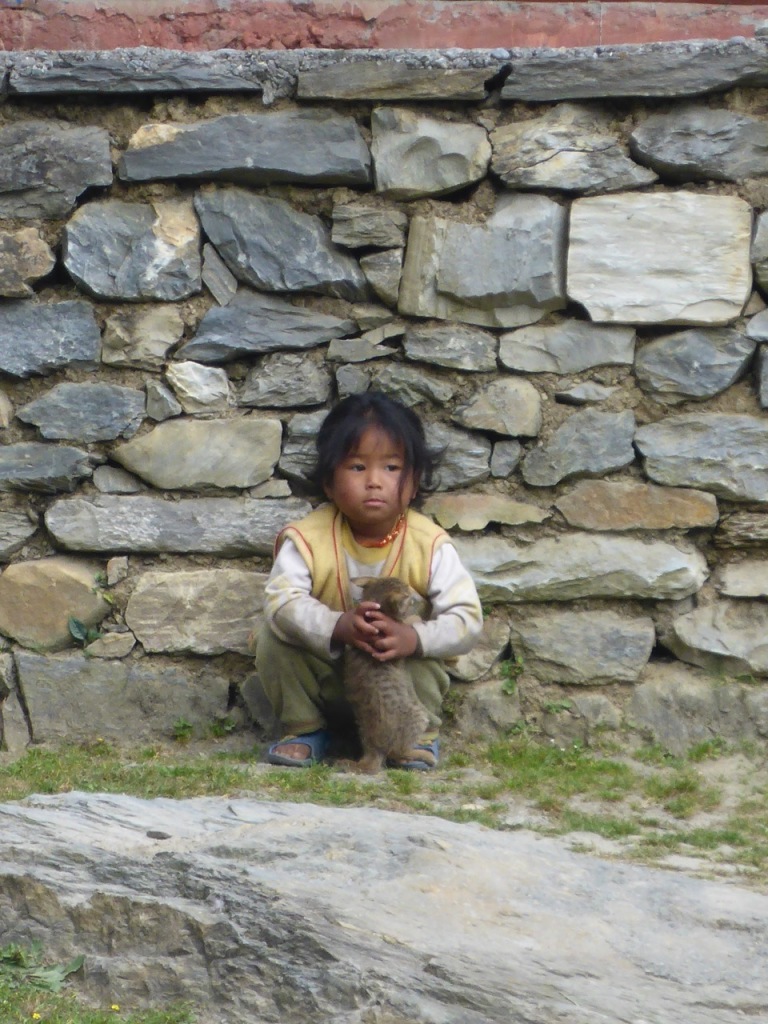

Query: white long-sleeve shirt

[264,535,483,661]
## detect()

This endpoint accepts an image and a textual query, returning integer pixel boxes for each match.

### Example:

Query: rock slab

[0,794,764,1024]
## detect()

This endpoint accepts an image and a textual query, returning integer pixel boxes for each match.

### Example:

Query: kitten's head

[352,576,425,622]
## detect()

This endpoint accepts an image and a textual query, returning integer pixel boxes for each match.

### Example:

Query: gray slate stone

[177,290,356,364]
[12,792,767,1023]
[0,444,93,494]
[403,322,498,371]
[194,188,367,301]
[201,243,238,306]
[631,662,768,756]
[501,38,768,101]
[119,111,370,186]
[522,409,636,487]
[297,61,493,100]
[509,609,655,683]
[240,353,332,408]
[125,569,268,655]
[500,321,635,374]
[45,495,309,556]
[635,414,768,502]
[17,383,145,441]
[145,380,182,422]
[491,439,523,477]
[630,106,768,182]
[555,382,618,405]
[0,119,112,218]
[634,328,756,403]
[9,49,279,95]
[14,653,230,744]
[759,347,768,409]
[426,423,491,490]
[0,300,100,378]
[359,248,403,307]
[663,598,768,676]
[372,107,490,199]
[64,198,201,301]
[113,418,282,491]
[0,511,38,558]
[751,210,768,294]
[456,533,708,602]
[492,104,657,193]
[371,363,455,407]
[331,201,407,249]
[278,411,327,483]
[400,195,567,328]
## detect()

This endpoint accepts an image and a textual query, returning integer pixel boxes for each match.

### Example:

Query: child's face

[324,425,417,543]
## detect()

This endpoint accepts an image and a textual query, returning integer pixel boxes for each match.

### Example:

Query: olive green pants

[255,622,449,738]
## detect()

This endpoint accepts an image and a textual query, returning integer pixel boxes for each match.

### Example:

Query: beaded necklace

[356,512,406,549]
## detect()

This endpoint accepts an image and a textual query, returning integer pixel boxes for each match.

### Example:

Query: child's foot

[266,728,329,767]
[389,737,439,771]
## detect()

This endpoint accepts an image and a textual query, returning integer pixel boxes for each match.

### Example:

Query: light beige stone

[0,557,110,652]
[556,480,719,531]
[568,192,752,325]
[102,305,185,369]
[452,378,542,437]
[717,559,768,597]
[423,493,549,531]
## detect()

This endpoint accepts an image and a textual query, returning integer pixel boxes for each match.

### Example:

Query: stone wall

[2,39,768,756]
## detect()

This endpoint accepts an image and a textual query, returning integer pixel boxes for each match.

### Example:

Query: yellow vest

[275,504,449,612]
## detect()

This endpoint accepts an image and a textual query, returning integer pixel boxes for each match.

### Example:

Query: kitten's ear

[350,576,378,587]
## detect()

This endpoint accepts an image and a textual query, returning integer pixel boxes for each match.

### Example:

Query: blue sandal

[266,728,330,768]
[389,737,440,772]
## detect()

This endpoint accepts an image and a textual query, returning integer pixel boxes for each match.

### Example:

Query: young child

[255,390,483,770]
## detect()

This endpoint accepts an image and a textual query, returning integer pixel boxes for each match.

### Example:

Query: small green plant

[0,942,84,995]
[499,652,524,696]
[542,700,572,715]
[209,716,237,739]
[172,718,194,744]
[68,617,103,647]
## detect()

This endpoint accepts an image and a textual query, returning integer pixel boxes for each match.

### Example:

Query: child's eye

[386,464,402,472]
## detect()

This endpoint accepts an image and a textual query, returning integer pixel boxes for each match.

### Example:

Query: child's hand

[361,608,419,662]
[333,603,419,661]
[332,601,383,654]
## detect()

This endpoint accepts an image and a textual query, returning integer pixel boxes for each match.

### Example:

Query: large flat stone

[635,414,768,502]
[522,409,635,487]
[499,321,635,374]
[119,110,370,186]
[0,557,109,652]
[663,598,768,676]
[125,569,268,655]
[298,60,493,100]
[14,653,230,744]
[555,480,718,532]
[112,418,282,491]
[509,609,655,683]
[17,383,146,442]
[567,192,752,325]
[0,300,100,378]
[501,38,768,101]
[456,533,708,602]
[1,793,764,1024]
[194,188,367,301]
[45,496,310,556]
[177,290,356,364]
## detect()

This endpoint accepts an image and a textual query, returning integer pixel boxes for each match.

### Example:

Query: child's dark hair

[311,391,435,496]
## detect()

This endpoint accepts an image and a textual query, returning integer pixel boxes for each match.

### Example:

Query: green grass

[0,944,192,1024]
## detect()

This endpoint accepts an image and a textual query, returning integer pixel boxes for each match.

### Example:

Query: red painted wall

[0,0,766,52]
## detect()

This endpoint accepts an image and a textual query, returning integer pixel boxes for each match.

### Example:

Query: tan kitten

[343,577,429,774]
